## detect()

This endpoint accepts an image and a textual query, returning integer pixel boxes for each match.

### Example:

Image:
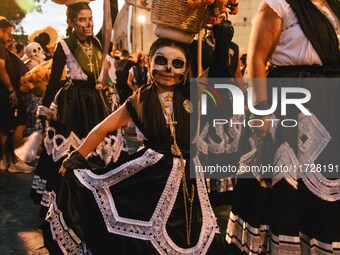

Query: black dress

[30,33,128,217]
[225,0,340,254]
[40,83,225,255]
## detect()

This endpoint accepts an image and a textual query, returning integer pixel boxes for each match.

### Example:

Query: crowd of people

[0,16,150,174]
[0,0,339,254]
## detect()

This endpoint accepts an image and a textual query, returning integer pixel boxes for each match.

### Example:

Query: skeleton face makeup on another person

[71,9,93,40]
[150,46,187,89]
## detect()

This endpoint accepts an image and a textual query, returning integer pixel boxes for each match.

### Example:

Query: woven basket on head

[151,0,209,44]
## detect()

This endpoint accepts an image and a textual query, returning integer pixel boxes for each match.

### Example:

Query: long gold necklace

[76,39,98,74]
[77,39,111,115]
[158,91,195,246]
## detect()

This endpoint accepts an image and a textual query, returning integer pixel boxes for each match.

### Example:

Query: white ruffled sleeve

[265,0,290,18]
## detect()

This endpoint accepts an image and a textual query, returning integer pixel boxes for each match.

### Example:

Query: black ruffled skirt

[40,148,225,254]
[30,80,128,217]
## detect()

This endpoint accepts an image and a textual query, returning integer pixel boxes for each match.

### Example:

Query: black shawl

[285,0,340,66]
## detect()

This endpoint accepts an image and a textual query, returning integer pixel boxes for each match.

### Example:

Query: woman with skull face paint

[38,37,226,254]
[30,2,128,219]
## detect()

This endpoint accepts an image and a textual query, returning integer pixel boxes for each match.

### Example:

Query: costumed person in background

[226,0,340,254]
[114,49,135,105]
[189,28,215,78]
[21,41,48,136]
[20,27,64,137]
[0,17,32,173]
[40,35,232,254]
[100,44,120,111]
[28,26,59,61]
[29,1,128,218]
[228,41,244,84]
[198,21,245,206]
[240,52,247,77]
[14,42,25,59]
[127,51,148,92]
[126,51,148,138]
[115,49,136,136]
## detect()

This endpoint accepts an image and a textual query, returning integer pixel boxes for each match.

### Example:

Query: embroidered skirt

[40,148,225,254]
[225,67,340,255]
[30,80,128,217]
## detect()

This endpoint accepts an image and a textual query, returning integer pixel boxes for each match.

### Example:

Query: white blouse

[265,0,340,66]
[60,40,88,80]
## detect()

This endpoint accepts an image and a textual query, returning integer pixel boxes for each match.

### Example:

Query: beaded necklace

[76,38,111,114]
[76,39,100,76]
[158,91,195,246]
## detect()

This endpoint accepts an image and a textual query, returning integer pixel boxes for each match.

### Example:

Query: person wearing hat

[28,26,58,60]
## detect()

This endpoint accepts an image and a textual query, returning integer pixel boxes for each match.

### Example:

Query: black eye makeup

[154,55,167,65]
[154,55,185,69]
[172,59,185,69]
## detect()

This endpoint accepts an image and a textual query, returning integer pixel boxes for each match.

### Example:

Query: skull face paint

[72,9,93,40]
[151,46,187,88]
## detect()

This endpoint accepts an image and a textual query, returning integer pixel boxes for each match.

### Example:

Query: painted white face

[72,9,93,39]
[150,46,187,87]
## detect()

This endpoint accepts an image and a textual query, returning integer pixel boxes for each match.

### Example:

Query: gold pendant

[95,83,103,90]
[171,144,181,157]
[183,99,192,113]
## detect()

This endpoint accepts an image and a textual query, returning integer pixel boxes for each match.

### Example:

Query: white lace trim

[73,149,219,254]
[46,191,92,255]
[226,212,340,255]
[238,113,340,201]
[225,115,243,154]
[44,127,128,163]
[199,115,243,155]
[297,113,331,164]
[206,177,234,193]
[207,125,226,154]
[41,190,53,208]
[197,123,209,155]
[59,40,88,81]
[226,211,270,254]
[302,172,340,202]
[31,175,47,195]
[297,113,340,201]
[272,142,299,189]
